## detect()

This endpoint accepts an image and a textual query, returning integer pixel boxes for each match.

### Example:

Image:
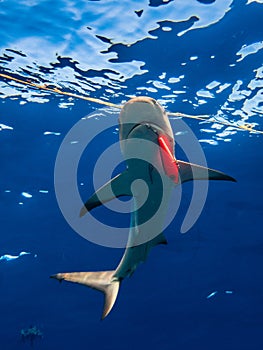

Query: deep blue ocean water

[1,0,263,349]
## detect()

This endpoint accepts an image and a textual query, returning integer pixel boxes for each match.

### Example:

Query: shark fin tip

[79,206,88,217]
[50,273,64,283]
[223,175,237,183]
[101,280,120,320]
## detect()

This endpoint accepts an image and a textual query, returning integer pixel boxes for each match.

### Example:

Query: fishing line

[0,73,121,109]
[168,112,261,134]
[0,72,262,135]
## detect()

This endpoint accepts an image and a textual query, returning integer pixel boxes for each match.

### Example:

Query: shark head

[118,96,174,143]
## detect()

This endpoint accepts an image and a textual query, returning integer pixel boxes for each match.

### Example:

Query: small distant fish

[39,190,49,194]
[43,131,61,136]
[175,131,188,136]
[206,290,234,299]
[0,251,31,262]
[20,325,43,347]
[21,192,32,198]
[0,123,13,131]
[206,291,218,299]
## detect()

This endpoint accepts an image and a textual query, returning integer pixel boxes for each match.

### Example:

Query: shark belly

[114,166,174,280]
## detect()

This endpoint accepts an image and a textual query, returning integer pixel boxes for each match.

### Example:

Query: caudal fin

[51,270,120,319]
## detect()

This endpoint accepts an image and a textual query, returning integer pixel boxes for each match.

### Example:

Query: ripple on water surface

[0,0,262,143]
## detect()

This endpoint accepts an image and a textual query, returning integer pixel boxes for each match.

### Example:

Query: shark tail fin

[51,270,120,320]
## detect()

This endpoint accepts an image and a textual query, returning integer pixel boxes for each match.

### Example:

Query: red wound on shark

[158,135,179,183]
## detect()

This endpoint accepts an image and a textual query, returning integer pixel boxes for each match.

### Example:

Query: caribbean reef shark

[51,97,235,319]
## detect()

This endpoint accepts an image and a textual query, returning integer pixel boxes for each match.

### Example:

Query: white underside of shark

[51,97,236,319]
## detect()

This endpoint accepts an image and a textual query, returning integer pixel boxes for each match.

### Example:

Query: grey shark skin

[51,96,236,319]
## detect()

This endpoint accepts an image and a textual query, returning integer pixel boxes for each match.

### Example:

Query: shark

[51,96,236,319]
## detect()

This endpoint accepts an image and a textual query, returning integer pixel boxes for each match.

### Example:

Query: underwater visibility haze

[0,0,263,349]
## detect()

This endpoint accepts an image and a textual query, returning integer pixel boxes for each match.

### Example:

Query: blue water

[1,0,263,349]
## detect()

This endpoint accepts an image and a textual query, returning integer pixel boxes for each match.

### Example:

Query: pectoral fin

[80,171,132,217]
[177,160,236,183]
